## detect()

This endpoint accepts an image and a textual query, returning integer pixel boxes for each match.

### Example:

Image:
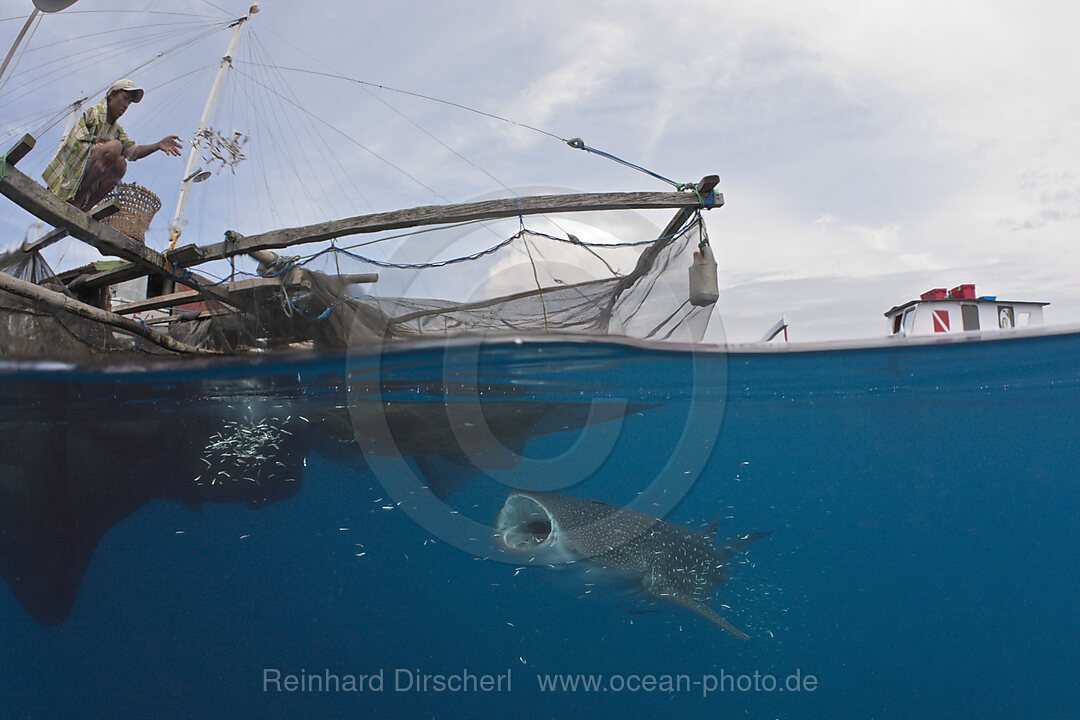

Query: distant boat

[884,284,1048,337]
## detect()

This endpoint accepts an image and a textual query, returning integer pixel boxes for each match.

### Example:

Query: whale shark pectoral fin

[669,594,750,640]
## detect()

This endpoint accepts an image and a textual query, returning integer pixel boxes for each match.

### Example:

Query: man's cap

[108,78,144,103]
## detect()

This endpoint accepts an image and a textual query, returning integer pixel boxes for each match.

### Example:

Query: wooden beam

[0,161,173,272]
[658,176,720,241]
[0,158,238,307]
[4,134,35,166]
[61,188,723,291]
[114,270,376,315]
[20,202,120,254]
[0,270,218,355]
[144,308,237,325]
[204,189,724,260]
[114,274,309,315]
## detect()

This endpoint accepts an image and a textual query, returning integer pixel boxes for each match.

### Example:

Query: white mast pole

[57,94,86,151]
[1,1,82,90]
[0,10,39,90]
[169,3,259,247]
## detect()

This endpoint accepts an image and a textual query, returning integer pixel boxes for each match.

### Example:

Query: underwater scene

[1,331,1077,719]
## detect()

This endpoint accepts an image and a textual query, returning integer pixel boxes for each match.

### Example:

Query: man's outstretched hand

[158,136,182,157]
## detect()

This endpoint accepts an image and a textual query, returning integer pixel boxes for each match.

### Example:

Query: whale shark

[495,490,769,638]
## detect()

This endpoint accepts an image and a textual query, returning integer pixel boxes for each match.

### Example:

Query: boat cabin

[885,284,1048,337]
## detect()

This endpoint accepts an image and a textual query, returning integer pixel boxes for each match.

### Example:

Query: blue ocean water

[1,332,1078,719]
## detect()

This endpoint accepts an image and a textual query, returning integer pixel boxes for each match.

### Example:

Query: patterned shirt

[42,97,137,201]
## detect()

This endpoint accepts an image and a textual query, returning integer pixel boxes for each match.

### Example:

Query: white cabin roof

[885,296,1050,318]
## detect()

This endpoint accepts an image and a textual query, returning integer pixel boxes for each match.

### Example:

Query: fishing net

[353,214,712,343]
[0,206,716,360]
[161,209,716,354]
[0,246,56,285]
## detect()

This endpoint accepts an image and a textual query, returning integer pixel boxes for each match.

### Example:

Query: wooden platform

[113,274,309,315]
[3,131,722,356]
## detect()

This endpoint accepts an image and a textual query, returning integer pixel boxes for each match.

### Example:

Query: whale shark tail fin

[716,530,771,563]
[670,593,750,639]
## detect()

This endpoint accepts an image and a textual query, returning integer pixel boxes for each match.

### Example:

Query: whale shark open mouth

[495,492,556,551]
[493,490,769,638]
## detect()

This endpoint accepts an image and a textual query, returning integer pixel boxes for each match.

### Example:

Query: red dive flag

[932,309,950,333]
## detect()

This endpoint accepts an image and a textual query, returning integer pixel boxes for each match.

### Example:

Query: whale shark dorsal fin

[716,530,772,561]
[669,594,750,640]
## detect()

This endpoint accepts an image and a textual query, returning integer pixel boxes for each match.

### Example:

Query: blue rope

[333,234,519,270]
[566,139,719,208]
[567,138,680,187]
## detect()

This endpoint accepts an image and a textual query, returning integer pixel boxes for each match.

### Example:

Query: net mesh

[360,215,711,343]
[0,209,715,360]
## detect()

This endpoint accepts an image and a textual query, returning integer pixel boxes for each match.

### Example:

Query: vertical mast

[57,94,87,150]
[0,10,39,90]
[169,3,259,247]
[1,2,82,90]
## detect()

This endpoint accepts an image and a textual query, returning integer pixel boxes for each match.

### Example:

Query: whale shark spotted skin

[495,490,769,638]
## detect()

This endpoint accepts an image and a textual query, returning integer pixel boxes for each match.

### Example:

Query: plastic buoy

[689,243,719,306]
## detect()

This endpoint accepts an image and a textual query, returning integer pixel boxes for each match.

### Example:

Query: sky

[1,0,1079,343]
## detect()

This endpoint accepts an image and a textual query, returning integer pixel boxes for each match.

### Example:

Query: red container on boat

[921,288,947,300]
[949,284,976,299]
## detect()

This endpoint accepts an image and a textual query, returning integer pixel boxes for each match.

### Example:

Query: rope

[237,62,716,205]
[333,235,518,270]
[566,138,719,206]
[243,62,566,144]
[566,138,680,186]
[248,219,695,286]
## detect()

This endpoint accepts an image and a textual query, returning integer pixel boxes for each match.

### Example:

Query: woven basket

[99,182,162,244]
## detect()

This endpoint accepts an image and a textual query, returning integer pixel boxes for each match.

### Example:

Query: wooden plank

[114,274,309,315]
[658,176,720,241]
[167,243,203,267]
[20,202,120,254]
[204,190,724,260]
[4,134,35,166]
[0,159,237,307]
[0,162,170,271]
[114,271,375,315]
[144,308,237,325]
[0,270,218,355]
[63,188,723,291]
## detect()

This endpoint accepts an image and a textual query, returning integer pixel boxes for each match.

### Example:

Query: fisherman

[42,78,182,212]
